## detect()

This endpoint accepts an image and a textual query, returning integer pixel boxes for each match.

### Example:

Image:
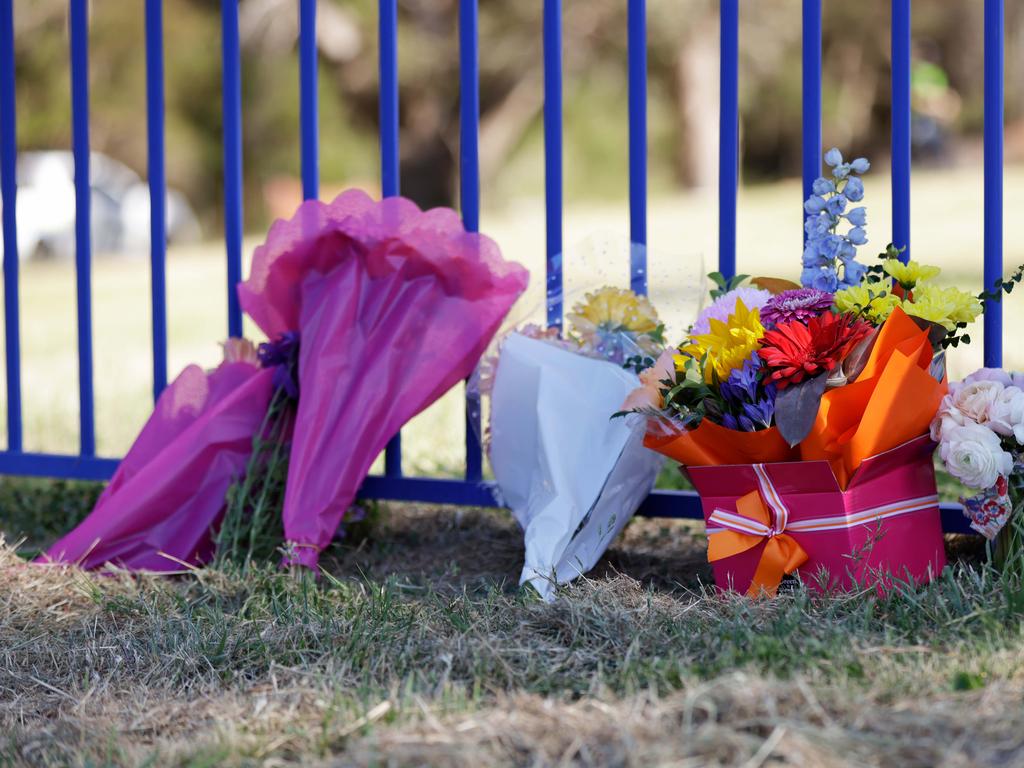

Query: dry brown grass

[344,678,1024,768]
[2,506,1023,767]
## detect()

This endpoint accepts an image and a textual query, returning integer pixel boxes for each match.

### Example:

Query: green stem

[214,385,293,570]
[246,399,290,562]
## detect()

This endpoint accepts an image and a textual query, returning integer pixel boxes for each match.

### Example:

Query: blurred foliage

[10,0,1024,229]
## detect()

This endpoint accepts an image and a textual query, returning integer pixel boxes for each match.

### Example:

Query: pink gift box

[686,435,947,594]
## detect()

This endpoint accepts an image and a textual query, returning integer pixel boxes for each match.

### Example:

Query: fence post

[628,0,647,296]
[0,0,22,452]
[145,0,168,402]
[299,0,319,201]
[543,0,563,330]
[380,0,403,478]
[70,0,96,457]
[221,0,244,339]
[801,0,822,203]
[718,0,738,280]
[891,0,912,262]
[984,0,1004,368]
[459,0,483,483]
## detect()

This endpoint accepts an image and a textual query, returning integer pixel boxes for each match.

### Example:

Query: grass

[2,493,1022,767]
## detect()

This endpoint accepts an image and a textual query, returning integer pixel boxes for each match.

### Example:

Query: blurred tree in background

[9,0,1024,232]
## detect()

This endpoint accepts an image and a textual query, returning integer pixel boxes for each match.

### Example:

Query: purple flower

[740,397,776,431]
[258,331,301,399]
[720,354,762,403]
[719,355,778,432]
[759,288,835,327]
[691,287,772,335]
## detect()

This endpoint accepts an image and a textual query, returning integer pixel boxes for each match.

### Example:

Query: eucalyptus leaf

[774,372,829,447]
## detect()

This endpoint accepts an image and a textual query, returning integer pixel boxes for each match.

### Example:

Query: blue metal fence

[0,1,1004,534]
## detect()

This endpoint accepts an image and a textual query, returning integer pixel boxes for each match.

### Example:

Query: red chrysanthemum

[757,312,871,389]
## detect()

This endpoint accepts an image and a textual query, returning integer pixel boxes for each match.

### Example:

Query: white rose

[930,393,969,442]
[939,422,1014,490]
[989,386,1024,444]
[951,380,1003,424]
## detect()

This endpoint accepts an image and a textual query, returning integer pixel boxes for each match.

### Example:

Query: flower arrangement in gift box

[622,148,1023,597]
[481,287,667,599]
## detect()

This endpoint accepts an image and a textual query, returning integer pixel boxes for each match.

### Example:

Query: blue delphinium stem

[801,148,871,291]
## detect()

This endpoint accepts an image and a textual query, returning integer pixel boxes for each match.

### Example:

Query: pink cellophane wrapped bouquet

[43,190,528,571]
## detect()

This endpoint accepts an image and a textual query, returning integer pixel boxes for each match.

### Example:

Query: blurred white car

[0,151,200,261]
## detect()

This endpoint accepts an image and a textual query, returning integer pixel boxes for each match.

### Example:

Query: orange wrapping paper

[799,306,947,488]
[643,418,798,467]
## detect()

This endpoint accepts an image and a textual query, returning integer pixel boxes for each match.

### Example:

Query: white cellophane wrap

[488,333,663,600]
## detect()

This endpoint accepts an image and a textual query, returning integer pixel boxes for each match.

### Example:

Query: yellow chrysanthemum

[883,259,942,289]
[902,284,983,331]
[679,298,765,383]
[833,285,902,324]
[567,287,660,337]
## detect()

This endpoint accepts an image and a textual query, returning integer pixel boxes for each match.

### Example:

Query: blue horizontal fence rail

[0,2,996,536]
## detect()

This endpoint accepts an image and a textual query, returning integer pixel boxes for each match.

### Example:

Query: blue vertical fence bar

[718,0,738,280]
[145,0,168,401]
[380,0,403,477]
[299,0,318,201]
[891,0,911,261]
[801,0,822,201]
[458,0,480,236]
[459,0,483,482]
[0,0,21,451]
[379,0,400,199]
[221,0,244,338]
[70,0,95,457]
[543,0,563,328]
[627,0,647,296]
[984,0,1004,368]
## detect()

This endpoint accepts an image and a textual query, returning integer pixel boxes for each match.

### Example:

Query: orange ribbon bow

[706,464,808,598]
